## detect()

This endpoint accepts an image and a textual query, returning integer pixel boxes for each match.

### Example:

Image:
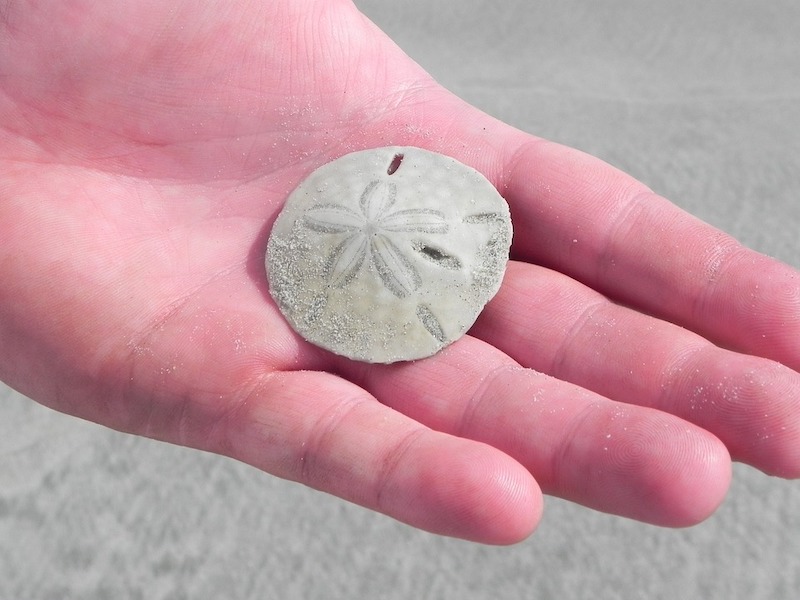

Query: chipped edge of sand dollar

[266,146,512,363]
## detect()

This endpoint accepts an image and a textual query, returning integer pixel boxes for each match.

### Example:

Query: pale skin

[1,0,799,545]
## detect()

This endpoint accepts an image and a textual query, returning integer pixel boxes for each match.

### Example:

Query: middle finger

[471,261,800,477]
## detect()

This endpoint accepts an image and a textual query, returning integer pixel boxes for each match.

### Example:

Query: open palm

[2,0,798,544]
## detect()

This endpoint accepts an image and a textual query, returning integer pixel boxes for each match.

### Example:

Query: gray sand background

[2,0,799,597]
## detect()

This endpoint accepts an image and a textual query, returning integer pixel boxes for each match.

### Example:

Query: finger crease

[550,299,607,378]
[374,427,428,513]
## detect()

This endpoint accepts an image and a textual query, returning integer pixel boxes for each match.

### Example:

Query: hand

[1,0,798,545]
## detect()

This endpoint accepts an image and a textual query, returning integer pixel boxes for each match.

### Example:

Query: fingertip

[397,437,542,545]
[611,421,732,528]
[656,431,732,527]
[552,407,733,529]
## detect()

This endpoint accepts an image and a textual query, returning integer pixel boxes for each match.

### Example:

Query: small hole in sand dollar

[387,153,404,175]
[413,241,462,270]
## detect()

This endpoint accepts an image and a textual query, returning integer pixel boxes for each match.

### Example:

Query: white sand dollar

[266,146,512,363]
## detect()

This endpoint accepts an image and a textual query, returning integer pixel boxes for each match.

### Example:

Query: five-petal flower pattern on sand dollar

[302,180,449,298]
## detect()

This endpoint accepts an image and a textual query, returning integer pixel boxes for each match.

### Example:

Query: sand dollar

[266,146,512,363]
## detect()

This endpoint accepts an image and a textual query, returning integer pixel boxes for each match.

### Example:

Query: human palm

[1,0,798,544]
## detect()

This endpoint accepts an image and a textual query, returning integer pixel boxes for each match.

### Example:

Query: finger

[501,138,800,370]
[217,370,541,545]
[471,261,800,478]
[345,339,731,527]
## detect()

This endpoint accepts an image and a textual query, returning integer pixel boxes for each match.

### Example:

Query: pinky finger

[219,369,541,544]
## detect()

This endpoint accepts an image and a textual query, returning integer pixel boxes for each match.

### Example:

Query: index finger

[501,137,800,370]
